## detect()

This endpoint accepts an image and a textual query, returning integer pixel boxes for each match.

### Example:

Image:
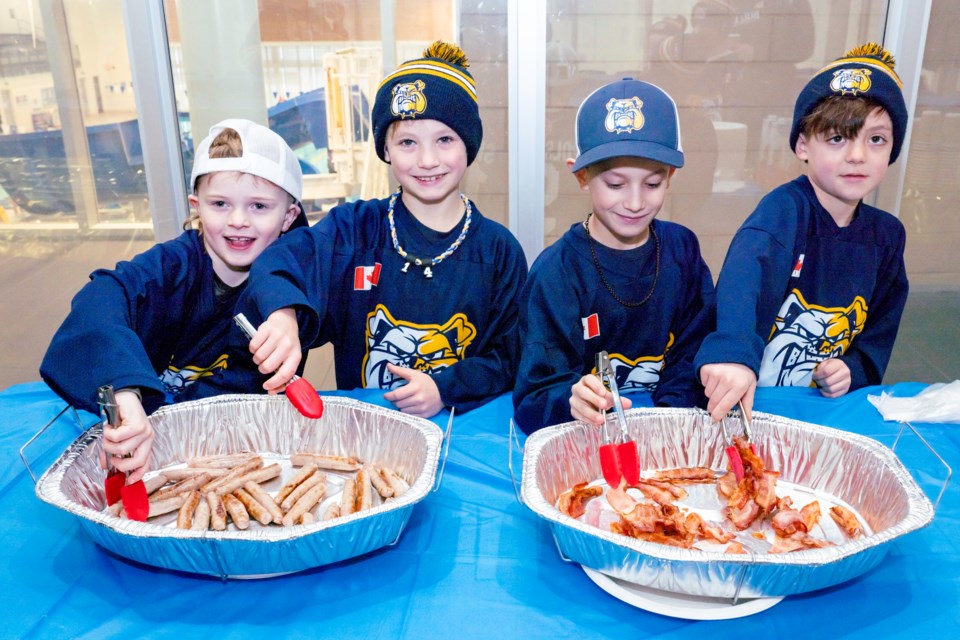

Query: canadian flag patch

[353,263,382,290]
[791,253,805,278]
[582,313,600,340]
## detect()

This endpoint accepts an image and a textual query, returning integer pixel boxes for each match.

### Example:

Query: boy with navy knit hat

[695,43,910,423]
[513,78,715,434]
[41,119,305,481]
[241,42,527,419]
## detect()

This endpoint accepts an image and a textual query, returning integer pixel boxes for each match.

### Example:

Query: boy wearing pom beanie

[240,42,527,418]
[695,43,910,422]
[513,78,715,434]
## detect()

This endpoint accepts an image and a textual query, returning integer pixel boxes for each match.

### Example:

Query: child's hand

[700,363,756,423]
[570,374,633,427]
[99,389,154,484]
[383,364,444,418]
[812,359,851,398]
[249,308,302,393]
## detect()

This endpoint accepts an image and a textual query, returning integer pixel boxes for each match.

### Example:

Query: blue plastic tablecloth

[1,381,956,639]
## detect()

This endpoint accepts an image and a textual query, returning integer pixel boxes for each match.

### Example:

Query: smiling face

[571,156,674,250]
[383,118,468,214]
[189,171,299,286]
[795,107,893,225]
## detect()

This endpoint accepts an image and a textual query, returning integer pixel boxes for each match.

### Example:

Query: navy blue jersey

[241,195,528,413]
[695,175,908,389]
[40,230,269,415]
[513,219,715,434]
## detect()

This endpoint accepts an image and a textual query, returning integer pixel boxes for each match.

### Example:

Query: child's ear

[188,194,200,212]
[795,134,810,162]
[281,202,300,232]
[567,159,590,189]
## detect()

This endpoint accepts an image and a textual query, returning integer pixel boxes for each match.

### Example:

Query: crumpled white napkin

[868,380,960,423]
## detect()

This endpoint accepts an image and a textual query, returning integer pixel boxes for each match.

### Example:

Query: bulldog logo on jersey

[391,80,427,118]
[362,304,477,389]
[159,354,230,395]
[604,97,645,134]
[590,335,673,393]
[759,290,868,387]
[830,68,872,96]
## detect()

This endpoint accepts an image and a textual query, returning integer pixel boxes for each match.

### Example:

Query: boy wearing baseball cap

[695,43,910,423]
[513,77,715,434]
[41,119,305,481]
[241,42,527,418]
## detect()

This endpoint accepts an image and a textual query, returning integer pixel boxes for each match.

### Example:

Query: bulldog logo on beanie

[830,68,873,95]
[391,80,427,118]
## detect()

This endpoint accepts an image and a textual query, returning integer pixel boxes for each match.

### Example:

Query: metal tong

[234,313,324,419]
[98,385,150,521]
[595,351,641,488]
[722,400,759,481]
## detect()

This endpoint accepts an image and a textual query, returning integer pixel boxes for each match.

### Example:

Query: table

[1,381,957,639]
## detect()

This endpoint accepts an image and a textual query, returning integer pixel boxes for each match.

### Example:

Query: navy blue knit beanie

[790,42,908,164]
[372,41,482,165]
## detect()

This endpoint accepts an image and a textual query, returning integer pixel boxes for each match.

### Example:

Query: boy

[513,78,715,434]
[695,43,910,422]
[40,119,305,481]
[241,42,527,419]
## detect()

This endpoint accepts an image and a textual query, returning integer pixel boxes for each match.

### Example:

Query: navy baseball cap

[571,77,684,172]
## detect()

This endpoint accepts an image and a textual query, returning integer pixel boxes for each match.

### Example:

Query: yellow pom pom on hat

[790,42,909,163]
[372,41,483,165]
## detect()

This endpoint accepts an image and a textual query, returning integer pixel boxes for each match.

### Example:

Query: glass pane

[461,0,509,228]
[900,0,960,290]
[0,0,153,229]
[161,0,471,223]
[544,0,888,275]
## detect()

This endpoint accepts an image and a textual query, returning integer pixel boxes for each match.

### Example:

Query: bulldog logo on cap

[604,97,645,134]
[830,68,873,96]
[390,80,428,118]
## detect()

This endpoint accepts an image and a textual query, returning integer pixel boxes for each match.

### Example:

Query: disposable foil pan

[35,394,443,578]
[521,408,934,599]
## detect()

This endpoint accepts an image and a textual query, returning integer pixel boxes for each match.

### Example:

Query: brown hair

[799,95,890,143]
[184,128,243,230]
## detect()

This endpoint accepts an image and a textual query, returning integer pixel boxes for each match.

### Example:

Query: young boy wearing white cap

[695,43,910,423]
[241,42,527,419]
[41,119,304,481]
[513,78,715,434]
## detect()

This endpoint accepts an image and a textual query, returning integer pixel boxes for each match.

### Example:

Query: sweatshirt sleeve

[430,233,529,414]
[238,222,337,349]
[512,261,587,434]
[694,197,797,376]
[838,223,909,388]
[39,239,194,414]
[653,234,715,409]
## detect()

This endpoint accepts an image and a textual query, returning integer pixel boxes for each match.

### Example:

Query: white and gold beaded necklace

[387,188,473,278]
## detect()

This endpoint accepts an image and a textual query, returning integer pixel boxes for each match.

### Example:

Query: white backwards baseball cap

[190,118,303,202]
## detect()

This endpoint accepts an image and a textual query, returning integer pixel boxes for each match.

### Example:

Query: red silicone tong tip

[599,444,621,488]
[122,481,150,521]
[726,445,745,480]
[104,469,124,506]
[285,376,324,419]
[617,441,641,487]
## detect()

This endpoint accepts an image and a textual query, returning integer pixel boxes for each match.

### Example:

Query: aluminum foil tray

[521,408,934,599]
[35,394,443,578]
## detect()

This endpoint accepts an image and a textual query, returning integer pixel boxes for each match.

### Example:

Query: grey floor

[1,233,957,396]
